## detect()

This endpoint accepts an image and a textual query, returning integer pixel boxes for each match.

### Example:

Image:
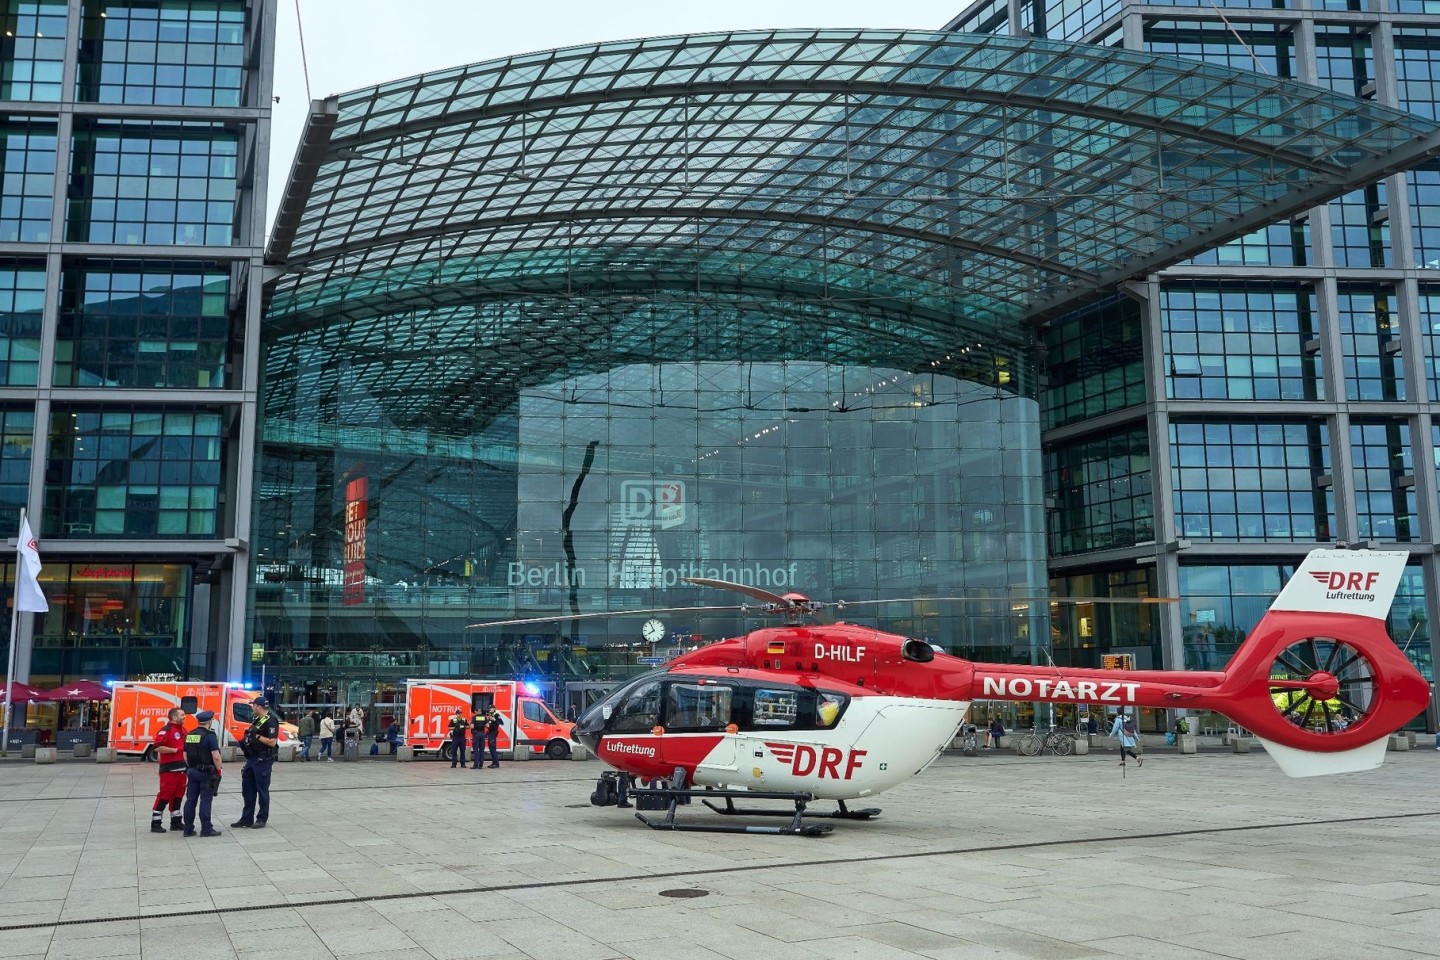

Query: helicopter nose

[573,703,605,755]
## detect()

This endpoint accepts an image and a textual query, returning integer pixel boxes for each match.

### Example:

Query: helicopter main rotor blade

[682,577,835,625]
[831,595,1179,610]
[466,603,748,630]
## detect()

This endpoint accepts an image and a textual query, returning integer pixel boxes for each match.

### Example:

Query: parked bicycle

[1017,726,1075,757]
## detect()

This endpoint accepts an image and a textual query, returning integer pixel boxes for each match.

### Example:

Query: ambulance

[403,679,575,760]
[107,681,296,759]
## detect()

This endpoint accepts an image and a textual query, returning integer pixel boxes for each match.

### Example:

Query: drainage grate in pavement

[658,888,709,899]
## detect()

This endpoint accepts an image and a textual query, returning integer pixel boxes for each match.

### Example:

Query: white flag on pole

[16,516,47,613]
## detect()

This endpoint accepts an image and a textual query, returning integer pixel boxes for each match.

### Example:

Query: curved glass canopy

[265,28,1440,429]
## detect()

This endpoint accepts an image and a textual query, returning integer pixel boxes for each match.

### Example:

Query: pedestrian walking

[298,709,317,761]
[1110,711,1143,768]
[319,712,335,761]
[232,696,279,828]
[149,707,188,833]
[482,707,502,768]
[448,709,468,768]
[181,710,223,837]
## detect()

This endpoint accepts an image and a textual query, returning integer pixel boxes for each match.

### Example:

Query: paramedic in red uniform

[150,707,188,833]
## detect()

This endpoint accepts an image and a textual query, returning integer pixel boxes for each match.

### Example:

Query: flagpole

[2,508,25,759]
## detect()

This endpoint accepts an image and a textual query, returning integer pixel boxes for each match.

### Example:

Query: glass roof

[264,29,1440,428]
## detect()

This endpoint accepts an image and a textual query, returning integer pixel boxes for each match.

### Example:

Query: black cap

[195,710,215,723]
[251,696,270,707]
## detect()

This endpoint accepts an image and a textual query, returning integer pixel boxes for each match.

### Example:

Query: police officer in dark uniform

[470,709,485,769]
[482,707,502,768]
[448,709,467,769]
[232,696,279,828]
[182,709,223,837]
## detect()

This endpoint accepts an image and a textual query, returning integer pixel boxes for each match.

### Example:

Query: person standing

[181,710,223,837]
[448,709,468,769]
[470,709,485,769]
[298,709,316,761]
[482,706,502,768]
[1110,710,1143,768]
[232,696,279,828]
[149,707,188,833]
[318,712,335,761]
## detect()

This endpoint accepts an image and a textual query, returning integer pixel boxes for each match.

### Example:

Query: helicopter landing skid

[701,796,882,821]
[631,786,834,836]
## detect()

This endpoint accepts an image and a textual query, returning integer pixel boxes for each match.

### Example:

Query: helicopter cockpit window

[665,684,732,730]
[816,692,847,728]
[608,680,662,733]
[752,688,800,728]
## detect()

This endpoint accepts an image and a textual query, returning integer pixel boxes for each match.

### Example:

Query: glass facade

[1045,427,1152,556]
[1350,421,1417,543]
[1170,421,1332,542]
[0,262,45,385]
[43,407,224,537]
[77,0,247,108]
[66,121,238,246]
[1335,286,1403,402]
[0,116,57,244]
[1042,296,1146,430]
[1160,283,1321,401]
[0,0,66,101]
[56,261,231,388]
[29,562,192,680]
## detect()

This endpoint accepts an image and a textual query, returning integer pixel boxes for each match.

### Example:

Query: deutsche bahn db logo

[1310,571,1381,591]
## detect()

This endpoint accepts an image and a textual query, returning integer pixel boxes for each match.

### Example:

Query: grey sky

[267,0,967,230]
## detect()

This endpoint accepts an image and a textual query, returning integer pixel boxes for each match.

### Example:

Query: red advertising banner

[342,475,368,606]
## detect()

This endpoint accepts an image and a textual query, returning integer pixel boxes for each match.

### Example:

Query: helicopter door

[663,682,737,771]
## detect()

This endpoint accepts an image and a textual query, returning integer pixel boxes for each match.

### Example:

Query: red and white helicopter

[474,549,1429,835]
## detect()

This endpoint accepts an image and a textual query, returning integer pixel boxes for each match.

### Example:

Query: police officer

[482,707,502,768]
[470,709,485,769]
[232,696,279,828]
[448,709,467,769]
[181,710,223,837]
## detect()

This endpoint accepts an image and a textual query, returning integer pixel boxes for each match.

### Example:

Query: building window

[0,0,67,101]
[1160,282,1321,401]
[0,408,34,514]
[1046,428,1153,556]
[57,261,232,388]
[1314,26,1372,97]
[1392,565,1432,681]
[1181,221,1308,268]
[1394,27,1440,122]
[1042,296,1146,430]
[77,0,247,108]
[1145,20,1294,76]
[66,121,238,246]
[0,117,57,244]
[1335,285,1403,402]
[1170,420,1332,541]
[0,262,45,385]
[28,562,192,682]
[1043,0,1124,44]
[44,407,224,537]
[1350,421,1416,543]
[1408,161,1440,271]
[1330,185,1390,269]
[1178,563,1294,672]
[1049,567,1160,670]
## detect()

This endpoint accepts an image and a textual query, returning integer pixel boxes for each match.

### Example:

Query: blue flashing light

[104,679,115,688]
[523,682,541,696]
[243,682,255,690]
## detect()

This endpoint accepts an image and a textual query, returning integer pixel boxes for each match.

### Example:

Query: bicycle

[1017,726,1075,757]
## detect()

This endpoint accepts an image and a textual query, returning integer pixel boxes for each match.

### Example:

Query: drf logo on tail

[1310,571,1380,591]
[766,741,866,779]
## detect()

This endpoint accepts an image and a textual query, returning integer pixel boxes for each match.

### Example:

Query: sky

[266,0,969,230]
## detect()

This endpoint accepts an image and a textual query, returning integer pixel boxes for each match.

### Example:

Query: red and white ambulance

[107,681,295,758]
[403,679,575,760]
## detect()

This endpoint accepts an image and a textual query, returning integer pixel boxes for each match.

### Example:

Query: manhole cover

[658,888,709,899]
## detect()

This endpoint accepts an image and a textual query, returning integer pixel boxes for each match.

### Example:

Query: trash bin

[343,732,361,761]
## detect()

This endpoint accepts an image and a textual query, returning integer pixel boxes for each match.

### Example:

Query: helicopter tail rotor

[1200,549,1428,777]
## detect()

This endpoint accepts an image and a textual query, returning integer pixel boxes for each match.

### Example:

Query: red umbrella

[0,680,47,704]
[37,680,111,702]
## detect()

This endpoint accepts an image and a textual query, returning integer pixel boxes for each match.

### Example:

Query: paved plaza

[0,741,1437,959]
